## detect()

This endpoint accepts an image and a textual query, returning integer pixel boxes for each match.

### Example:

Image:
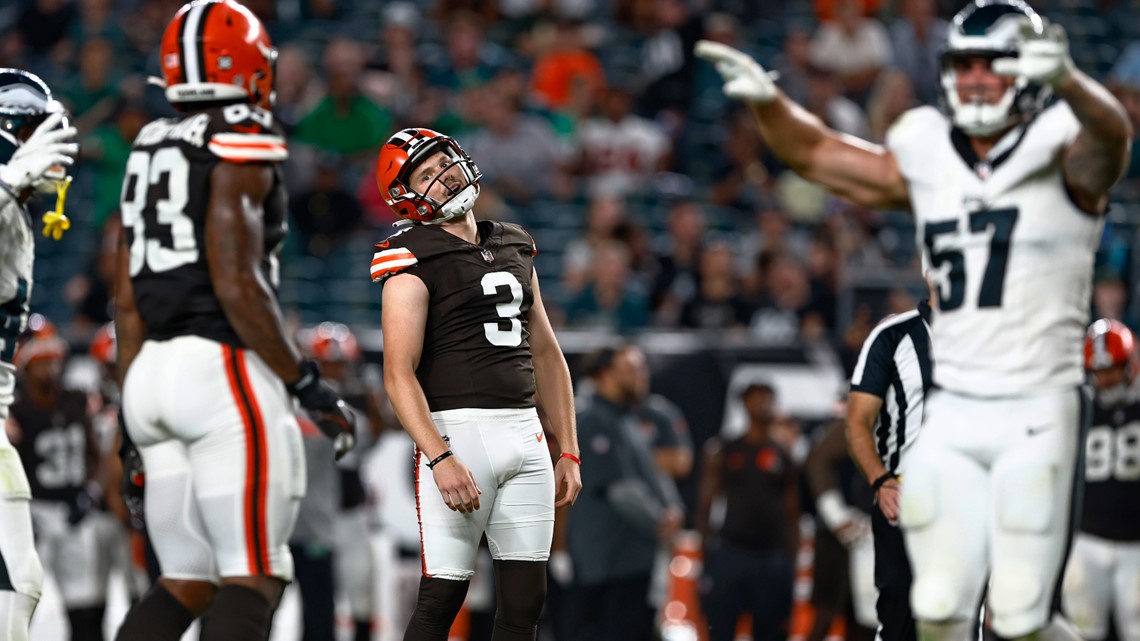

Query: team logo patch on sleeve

[370,247,418,282]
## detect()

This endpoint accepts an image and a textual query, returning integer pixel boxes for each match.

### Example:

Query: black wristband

[426,450,454,470]
[871,471,898,493]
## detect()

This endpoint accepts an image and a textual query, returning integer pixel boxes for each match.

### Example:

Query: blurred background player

[0,67,78,641]
[294,322,378,641]
[697,1,1132,639]
[804,401,877,641]
[375,125,581,641]
[86,322,150,599]
[9,316,112,641]
[1063,319,1140,641]
[111,2,355,640]
[695,382,798,641]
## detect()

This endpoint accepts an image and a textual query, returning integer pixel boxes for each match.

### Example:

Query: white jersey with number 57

[887,103,1102,397]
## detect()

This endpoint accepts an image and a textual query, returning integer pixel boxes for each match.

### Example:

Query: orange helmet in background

[15,314,67,370]
[1085,318,1138,376]
[376,128,481,224]
[159,0,277,108]
[301,322,362,364]
[89,322,117,365]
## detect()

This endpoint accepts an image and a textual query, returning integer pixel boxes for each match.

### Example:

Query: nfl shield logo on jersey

[481,248,494,263]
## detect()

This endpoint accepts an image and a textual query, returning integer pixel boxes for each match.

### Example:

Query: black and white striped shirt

[850,301,933,473]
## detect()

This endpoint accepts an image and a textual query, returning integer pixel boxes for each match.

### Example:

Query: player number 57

[924,208,1019,311]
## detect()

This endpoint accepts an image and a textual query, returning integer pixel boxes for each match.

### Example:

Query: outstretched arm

[695,40,910,210]
[1057,70,1132,213]
[992,19,1132,214]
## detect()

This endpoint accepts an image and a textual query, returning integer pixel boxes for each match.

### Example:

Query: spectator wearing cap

[568,344,683,641]
[696,382,799,641]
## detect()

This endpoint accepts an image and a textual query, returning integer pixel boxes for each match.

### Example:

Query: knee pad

[405,577,469,641]
[988,563,1048,638]
[911,573,973,623]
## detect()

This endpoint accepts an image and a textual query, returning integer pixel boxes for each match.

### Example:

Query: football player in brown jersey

[112,2,354,640]
[373,127,582,641]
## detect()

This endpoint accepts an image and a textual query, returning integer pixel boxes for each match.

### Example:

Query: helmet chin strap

[423,183,479,225]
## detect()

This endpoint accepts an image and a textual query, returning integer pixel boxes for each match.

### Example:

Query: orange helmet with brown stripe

[1085,318,1139,404]
[159,0,276,109]
[376,127,481,224]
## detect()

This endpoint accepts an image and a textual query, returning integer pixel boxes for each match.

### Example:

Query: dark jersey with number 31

[371,221,538,411]
[122,104,289,347]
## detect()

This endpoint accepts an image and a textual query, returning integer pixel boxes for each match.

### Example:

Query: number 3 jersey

[888,103,1102,397]
[371,221,538,411]
[1082,397,1140,540]
[123,104,288,347]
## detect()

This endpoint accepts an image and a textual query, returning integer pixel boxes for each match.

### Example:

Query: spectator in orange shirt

[530,20,605,111]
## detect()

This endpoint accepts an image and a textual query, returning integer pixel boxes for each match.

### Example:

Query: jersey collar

[949,117,1033,180]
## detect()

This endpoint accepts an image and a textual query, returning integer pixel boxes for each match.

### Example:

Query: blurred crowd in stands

[3,0,1140,357]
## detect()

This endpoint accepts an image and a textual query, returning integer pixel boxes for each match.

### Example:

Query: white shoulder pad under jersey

[888,102,1099,397]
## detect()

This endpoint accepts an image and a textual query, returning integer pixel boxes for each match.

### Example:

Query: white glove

[992,18,1073,87]
[0,112,78,194]
[694,39,779,104]
[817,489,872,548]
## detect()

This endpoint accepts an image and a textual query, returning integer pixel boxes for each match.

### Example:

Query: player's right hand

[833,513,872,548]
[287,359,357,461]
[0,112,77,193]
[694,40,778,104]
[432,455,481,513]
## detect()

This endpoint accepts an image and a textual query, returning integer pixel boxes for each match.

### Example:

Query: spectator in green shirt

[294,37,393,156]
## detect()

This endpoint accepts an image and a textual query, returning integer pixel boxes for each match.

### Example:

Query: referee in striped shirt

[846,298,933,641]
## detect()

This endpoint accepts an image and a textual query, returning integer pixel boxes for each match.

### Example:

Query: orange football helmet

[376,128,481,223]
[15,314,67,370]
[302,322,361,363]
[89,322,117,365]
[1085,318,1138,375]
[159,0,277,108]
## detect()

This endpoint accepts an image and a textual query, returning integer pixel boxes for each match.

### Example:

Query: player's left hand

[992,17,1073,87]
[875,477,901,525]
[288,359,357,461]
[554,455,581,508]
